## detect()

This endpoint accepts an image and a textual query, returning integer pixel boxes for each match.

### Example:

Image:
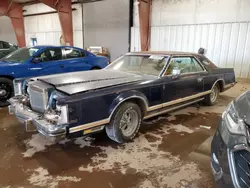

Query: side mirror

[32,57,41,63]
[172,67,181,76]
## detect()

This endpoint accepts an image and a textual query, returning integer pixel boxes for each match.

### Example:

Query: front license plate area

[25,120,37,132]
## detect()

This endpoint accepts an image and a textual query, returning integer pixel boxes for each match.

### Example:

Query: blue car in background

[0,45,109,106]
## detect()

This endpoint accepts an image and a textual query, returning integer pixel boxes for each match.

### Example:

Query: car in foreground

[0,45,108,106]
[8,51,236,143]
[0,41,18,59]
[211,91,250,188]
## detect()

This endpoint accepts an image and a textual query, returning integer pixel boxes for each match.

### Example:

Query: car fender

[89,56,109,68]
[108,90,149,119]
[212,78,225,91]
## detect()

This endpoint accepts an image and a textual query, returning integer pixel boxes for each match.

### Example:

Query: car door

[161,56,205,104]
[62,47,92,72]
[28,47,65,77]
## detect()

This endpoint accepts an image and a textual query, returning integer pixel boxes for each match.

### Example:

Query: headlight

[46,91,68,125]
[219,102,247,148]
[56,105,68,124]
[223,102,246,136]
[44,105,68,125]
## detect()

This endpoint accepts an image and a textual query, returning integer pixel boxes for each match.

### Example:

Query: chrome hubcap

[120,108,139,137]
[0,89,7,97]
[210,86,219,103]
[0,83,11,100]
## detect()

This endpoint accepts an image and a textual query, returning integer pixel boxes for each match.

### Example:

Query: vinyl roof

[128,51,200,56]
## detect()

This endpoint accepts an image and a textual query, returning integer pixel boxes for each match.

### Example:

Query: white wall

[23,3,83,48]
[131,0,250,78]
[83,0,130,61]
[23,1,130,61]
[133,0,250,27]
[0,16,17,45]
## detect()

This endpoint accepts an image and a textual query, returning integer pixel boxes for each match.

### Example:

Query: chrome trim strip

[144,98,203,119]
[69,119,109,133]
[108,96,149,120]
[125,53,170,57]
[70,92,210,133]
[224,82,236,89]
[148,90,211,111]
[211,79,224,90]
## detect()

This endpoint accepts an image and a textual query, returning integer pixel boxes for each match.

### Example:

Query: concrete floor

[0,82,249,188]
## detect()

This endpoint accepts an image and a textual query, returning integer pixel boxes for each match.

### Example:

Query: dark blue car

[0,45,108,106]
[9,51,236,143]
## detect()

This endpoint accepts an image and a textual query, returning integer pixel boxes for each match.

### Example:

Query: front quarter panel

[0,62,30,79]
[108,90,149,117]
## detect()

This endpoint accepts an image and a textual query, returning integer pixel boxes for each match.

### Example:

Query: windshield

[107,55,168,76]
[2,47,39,63]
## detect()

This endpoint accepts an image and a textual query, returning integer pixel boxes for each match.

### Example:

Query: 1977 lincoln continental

[8,52,236,143]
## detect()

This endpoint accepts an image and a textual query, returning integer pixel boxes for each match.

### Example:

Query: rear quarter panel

[203,68,235,91]
[88,56,109,69]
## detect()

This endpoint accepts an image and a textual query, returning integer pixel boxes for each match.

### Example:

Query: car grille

[234,150,250,188]
[28,81,53,113]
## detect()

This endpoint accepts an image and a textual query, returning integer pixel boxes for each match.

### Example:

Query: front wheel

[105,102,142,143]
[204,83,220,106]
[0,78,13,107]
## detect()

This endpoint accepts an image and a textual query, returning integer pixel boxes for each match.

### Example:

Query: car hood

[234,91,250,125]
[33,69,156,95]
[0,60,11,66]
[0,60,21,67]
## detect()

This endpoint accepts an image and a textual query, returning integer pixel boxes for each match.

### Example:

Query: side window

[165,57,204,75]
[37,48,62,62]
[192,58,204,72]
[197,55,217,68]
[65,48,83,59]
[2,42,10,49]
[0,42,3,49]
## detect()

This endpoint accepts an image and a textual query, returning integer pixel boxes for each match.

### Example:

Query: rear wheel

[105,102,142,143]
[204,83,220,106]
[0,78,13,107]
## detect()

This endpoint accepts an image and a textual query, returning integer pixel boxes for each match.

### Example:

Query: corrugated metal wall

[131,22,250,78]
[23,1,130,61]
[23,3,83,48]
[131,0,250,78]
[83,0,130,61]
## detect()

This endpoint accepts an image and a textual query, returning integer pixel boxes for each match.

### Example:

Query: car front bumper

[211,117,250,188]
[8,97,66,142]
[211,126,235,188]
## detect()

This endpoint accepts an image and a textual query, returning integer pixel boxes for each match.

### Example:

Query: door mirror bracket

[172,67,181,76]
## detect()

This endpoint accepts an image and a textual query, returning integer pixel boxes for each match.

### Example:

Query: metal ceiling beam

[40,0,73,46]
[138,0,151,51]
[0,0,26,47]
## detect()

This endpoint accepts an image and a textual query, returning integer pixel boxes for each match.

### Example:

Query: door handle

[60,64,64,68]
[197,77,203,82]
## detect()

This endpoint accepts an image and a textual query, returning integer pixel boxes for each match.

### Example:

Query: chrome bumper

[8,98,66,142]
